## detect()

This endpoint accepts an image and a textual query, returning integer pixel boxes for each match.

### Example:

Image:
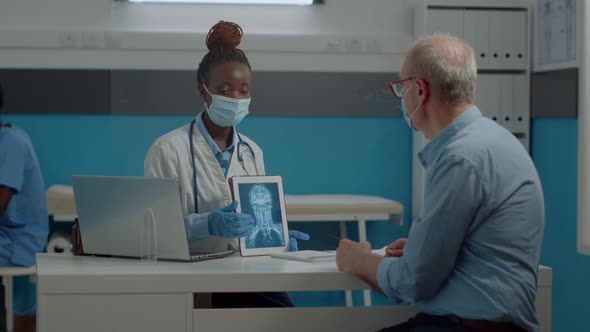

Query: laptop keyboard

[189,250,236,261]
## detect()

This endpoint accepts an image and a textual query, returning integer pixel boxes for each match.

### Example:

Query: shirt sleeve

[184,212,211,241]
[377,155,485,302]
[0,133,26,192]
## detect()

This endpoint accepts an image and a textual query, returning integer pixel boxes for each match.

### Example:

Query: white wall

[0,0,414,71]
[0,0,109,29]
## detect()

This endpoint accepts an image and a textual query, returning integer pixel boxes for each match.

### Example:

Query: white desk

[286,194,404,306]
[36,254,552,332]
[46,189,404,307]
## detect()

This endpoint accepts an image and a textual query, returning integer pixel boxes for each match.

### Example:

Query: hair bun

[206,21,243,51]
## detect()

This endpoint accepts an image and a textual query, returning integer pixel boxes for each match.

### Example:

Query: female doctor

[144,21,308,308]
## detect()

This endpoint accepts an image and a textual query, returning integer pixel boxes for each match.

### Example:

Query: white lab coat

[144,114,265,253]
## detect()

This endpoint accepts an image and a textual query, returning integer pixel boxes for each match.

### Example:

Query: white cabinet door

[505,11,528,69]
[480,74,502,123]
[499,74,515,132]
[475,74,493,118]
[464,10,491,68]
[39,293,192,332]
[489,10,528,70]
[489,11,508,69]
[194,307,419,332]
[512,74,530,135]
[427,9,464,37]
[427,8,527,71]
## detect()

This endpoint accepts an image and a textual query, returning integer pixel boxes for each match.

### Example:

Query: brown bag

[71,218,84,256]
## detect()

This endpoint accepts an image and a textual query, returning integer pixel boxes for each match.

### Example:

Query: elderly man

[336,35,544,332]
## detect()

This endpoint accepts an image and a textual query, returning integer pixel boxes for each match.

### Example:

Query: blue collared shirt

[184,114,237,241]
[377,107,544,332]
[0,124,49,267]
[195,113,236,178]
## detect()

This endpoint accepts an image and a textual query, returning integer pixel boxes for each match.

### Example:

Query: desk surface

[36,254,552,295]
[36,253,368,294]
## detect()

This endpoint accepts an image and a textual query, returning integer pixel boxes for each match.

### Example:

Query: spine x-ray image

[539,0,577,65]
[239,183,285,249]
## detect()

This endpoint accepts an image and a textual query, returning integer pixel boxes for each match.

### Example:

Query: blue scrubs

[0,124,49,315]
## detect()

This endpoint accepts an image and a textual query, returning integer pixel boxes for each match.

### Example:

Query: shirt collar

[195,112,237,156]
[418,106,482,168]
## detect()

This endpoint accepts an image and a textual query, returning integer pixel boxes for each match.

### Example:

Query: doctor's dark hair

[197,21,251,85]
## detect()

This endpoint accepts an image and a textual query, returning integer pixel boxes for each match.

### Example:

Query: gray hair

[404,33,477,105]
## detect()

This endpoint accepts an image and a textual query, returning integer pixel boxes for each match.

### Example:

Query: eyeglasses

[389,77,417,98]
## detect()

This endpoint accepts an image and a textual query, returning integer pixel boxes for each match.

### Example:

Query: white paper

[271,250,336,262]
[371,246,388,257]
[537,0,577,67]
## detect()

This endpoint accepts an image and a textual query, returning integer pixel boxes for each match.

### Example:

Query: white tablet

[230,175,290,256]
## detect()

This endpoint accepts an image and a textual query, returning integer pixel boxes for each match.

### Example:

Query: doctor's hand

[385,238,407,257]
[288,230,310,252]
[208,201,254,238]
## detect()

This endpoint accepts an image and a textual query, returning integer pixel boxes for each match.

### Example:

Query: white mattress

[46,185,76,221]
[285,194,403,216]
[45,185,404,222]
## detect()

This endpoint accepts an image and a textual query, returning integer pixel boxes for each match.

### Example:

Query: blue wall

[531,118,590,332]
[5,114,588,329]
[4,114,413,306]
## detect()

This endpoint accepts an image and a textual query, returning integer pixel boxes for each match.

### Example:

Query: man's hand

[385,238,407,257]
[336,239,372,273]
[336,239,383,290]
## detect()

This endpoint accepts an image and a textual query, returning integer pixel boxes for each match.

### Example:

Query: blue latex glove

[288,230,310,252]
[208,201,254,238]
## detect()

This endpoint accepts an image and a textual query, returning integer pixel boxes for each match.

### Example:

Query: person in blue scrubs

[0,82,49,318]
[336,36,544,332]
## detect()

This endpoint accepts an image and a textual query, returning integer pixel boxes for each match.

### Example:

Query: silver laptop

[72,175,235,262]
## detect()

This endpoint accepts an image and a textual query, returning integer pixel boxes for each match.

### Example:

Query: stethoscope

[188,118,258,213]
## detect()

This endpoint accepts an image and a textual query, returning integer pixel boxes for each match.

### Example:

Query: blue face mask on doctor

[203,85,251,127]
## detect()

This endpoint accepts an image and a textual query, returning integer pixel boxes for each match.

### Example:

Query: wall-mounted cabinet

[426,8,528,70]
